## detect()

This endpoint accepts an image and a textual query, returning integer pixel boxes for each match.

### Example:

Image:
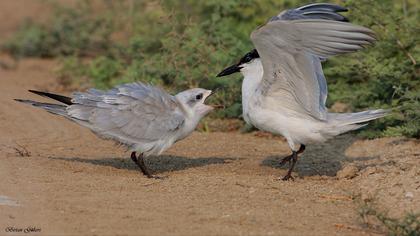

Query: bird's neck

[241,59,263,109]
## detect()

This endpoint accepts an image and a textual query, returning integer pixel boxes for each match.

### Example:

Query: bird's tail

[325,109,390,136]
[27,90,73,105]
[14,90,73,116]
[14,99,68,116]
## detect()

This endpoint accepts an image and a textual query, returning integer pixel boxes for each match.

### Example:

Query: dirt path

[1,58,419,236]
[0,1,419,236]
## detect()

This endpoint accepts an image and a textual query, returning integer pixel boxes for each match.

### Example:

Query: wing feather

[251,19,376,120]
[271,3,348,22]
[67,82,185,147]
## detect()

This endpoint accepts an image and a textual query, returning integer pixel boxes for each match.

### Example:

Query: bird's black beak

[216,64,241,77]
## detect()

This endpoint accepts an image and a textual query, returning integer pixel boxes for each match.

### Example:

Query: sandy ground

[0,1,419,236]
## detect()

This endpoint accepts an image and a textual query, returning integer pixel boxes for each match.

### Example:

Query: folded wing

[67,82,185,147]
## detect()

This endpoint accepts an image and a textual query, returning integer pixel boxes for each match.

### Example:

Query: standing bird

[16,82,215,178]
[217,3,388,180]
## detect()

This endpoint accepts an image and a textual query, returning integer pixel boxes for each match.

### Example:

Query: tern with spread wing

[16,83,215,178]
[217,3,388,180]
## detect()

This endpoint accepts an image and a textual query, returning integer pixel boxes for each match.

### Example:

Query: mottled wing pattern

[67,82,185,148]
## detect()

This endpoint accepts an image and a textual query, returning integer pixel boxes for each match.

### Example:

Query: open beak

[204,88,224,109]
[216,64,241,77]
[206,87,219,100]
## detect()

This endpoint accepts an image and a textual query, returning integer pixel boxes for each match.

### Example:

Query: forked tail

[14,99,68,116]
[14,90,73,116]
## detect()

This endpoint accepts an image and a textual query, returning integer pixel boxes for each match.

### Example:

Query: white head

[216,49,262,78]
[175,88,214,118]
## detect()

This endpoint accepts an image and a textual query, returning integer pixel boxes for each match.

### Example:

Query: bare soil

[0,1,419,236]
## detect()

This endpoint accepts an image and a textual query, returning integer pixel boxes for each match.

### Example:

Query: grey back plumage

[251,6,376,121]
[67,83,185,151]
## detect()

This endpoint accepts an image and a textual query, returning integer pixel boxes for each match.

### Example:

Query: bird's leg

[130,151,139,164]
[282,151,298,181]
[297,144,305,154]
[130,152,163,179]
[280,145,305,181]
[279,154,293,167]
[279,144,305,167]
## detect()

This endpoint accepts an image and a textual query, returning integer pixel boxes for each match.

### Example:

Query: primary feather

[270,3,348,22]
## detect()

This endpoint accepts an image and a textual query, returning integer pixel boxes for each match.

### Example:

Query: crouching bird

[217,3,389,180]
[16,82,215,178]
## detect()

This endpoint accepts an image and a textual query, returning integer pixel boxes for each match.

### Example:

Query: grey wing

[270,3,348,22]
[251,19,376,120]
[267,3,349,111]
[66,82,185,148]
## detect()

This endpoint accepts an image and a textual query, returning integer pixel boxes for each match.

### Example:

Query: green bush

[3,0,114,57]
[325,0,419,138]
[3,0,419,137]
[359,201,420,236]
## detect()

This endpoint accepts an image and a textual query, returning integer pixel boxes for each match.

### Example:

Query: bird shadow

[261,134,380,177]
[49,155,236,174]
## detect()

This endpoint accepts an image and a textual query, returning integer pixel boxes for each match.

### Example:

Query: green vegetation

[4,2,114,57]
[359,201,420,236]
[326,0,420,138]
[3,0,419,137]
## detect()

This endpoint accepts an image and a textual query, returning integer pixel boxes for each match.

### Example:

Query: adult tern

[217,3,388,180]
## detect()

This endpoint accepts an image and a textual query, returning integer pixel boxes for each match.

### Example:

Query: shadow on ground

[261,134,379,177]
[49,155,236,174]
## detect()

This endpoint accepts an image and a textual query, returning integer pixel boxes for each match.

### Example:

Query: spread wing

[270,3,348,22]
[66,82,185,146]
[251,13,375,120]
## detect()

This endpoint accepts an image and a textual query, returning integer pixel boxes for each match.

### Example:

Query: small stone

[337,164,359,179]
[405,192,414,199]
[398,163,411,171]
[362,166,378,177]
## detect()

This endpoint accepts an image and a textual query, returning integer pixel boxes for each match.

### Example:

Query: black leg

[130,152,162,179]
[280,144,305,181]
[298,144,306,154]
[130,151,138,164]
[282,151,298,181]
[279,144,305,167]
[279,154,293,167]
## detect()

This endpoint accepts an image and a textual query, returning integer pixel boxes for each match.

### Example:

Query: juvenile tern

[16,82,215,178]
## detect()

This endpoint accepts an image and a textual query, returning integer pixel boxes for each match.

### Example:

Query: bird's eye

[196,93,203,100]
[242,54,253,63]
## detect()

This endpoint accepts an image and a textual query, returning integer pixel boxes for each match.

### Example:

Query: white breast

[241,59,264,124]
[239,59,328,151]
